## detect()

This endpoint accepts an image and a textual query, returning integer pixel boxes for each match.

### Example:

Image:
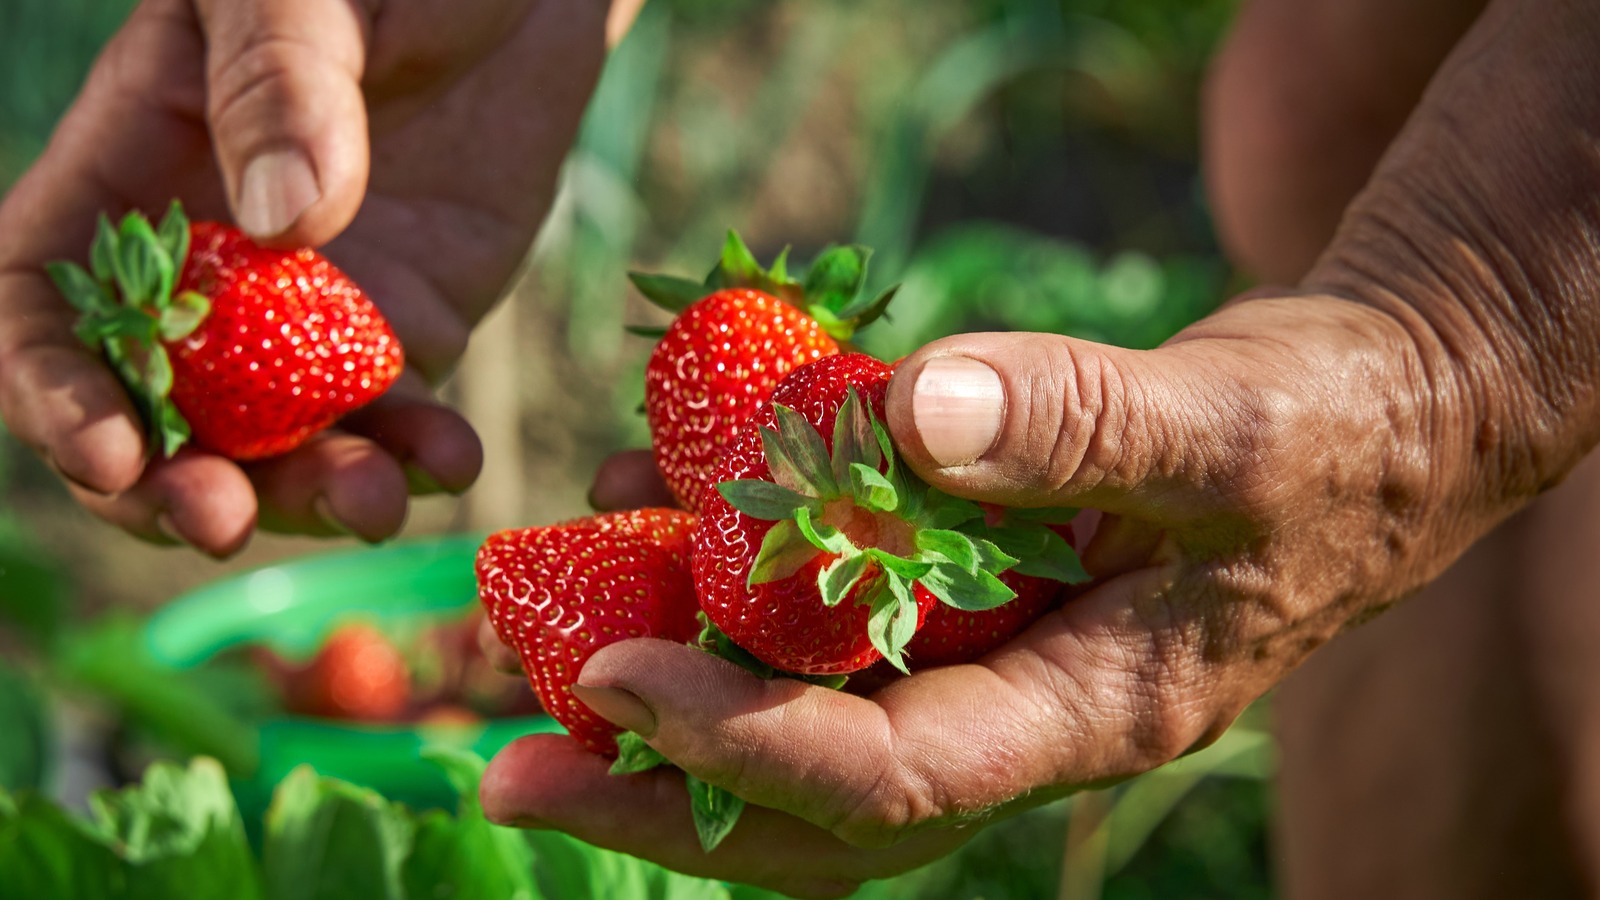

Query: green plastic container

[143,534,560,815]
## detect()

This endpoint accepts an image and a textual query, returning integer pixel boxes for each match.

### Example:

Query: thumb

[885,331,1254,521]
[195,0,371,245]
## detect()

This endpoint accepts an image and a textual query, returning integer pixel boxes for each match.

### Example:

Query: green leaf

[748,519,820,586]
[116,211,168,306]
[158,291,212,342]
[795,506,853,556]
[408,748,543,900]
[865,548,934,581]
[717,230,765,287]
[835,283,898,328]
[686,774,744,853]
[865,575,919,674]
[849,463,898,513]
[156,399,193,458]
[802,244,871,316]
[771,404,838,497]
[716,480,822,521]
[624,323,670,339]
[156,200,191,273]
[971,536,1020,573]
[818,551,871,607]
[914,529,980,573]
[628,272,708,314]
[89,758,263,899]
[697,617,776,680]
[768,246,792,283]
[830,388,881,486]
[90,213,120,283]
[264,766,414,900]
[1009,527,1090,584]
[0,790,122,900]
[144,344,175,398]
[919,563,1016,612]
[610,732,668,775]
[921,490,986,530]
[1004,506,1080,525]
[0,664,49,794]
[46,261,116,318]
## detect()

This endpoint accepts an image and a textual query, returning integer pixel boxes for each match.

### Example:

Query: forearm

[1308,0,1600,509]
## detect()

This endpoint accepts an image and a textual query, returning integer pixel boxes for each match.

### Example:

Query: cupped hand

[0,0,607,555]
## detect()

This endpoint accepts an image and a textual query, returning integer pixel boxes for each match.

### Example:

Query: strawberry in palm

[694,354,1089,676]
[633,233,896,511]
[47,202,403,460]
[475,508,699,756]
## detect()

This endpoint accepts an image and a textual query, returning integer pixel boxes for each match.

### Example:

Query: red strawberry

[694,354,1088,676]
[48,202,402,460]
[280,622,411,722]
[632,233,897,511]
[475,509,699,756]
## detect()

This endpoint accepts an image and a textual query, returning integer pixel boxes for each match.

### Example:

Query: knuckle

[207,35,339,138]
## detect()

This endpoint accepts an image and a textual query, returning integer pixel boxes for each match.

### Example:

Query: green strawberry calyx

[626,230,896,342]
[45,201,207,458]
[716,388,1089,674]
[609,686,747,854]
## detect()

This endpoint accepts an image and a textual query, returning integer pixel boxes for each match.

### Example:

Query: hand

[0,0,607,555]
[478,1,1600,895]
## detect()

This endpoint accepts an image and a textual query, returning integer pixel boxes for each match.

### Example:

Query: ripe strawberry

[694,354,1088,676]
[280,622,412,722]
[475,509,699,756]
[632,232,897,511]
[48,202,403,460]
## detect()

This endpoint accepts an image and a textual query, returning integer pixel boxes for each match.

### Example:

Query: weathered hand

[0,0,606,554]
[479,1,1600,895]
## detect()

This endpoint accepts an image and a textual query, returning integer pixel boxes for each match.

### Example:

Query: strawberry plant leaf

[156,401,192,458]
[849,462,899,513]
[919,562,1017,612]
[865,575,918,674]
[759,425,813,496]
[772,404,839,497]
[818,551,871,607]
[45,262,116,319]
[795,505,853,555]
[1010,527,1089,584]
[769,246,792,283]
[91,213,120,283]
[865,548,934,581]
[1004,506,1080,525]
[830,389,879,486]
[628,272,707,314]
[264,766,413,900]
[717,230,765,288]
[686,774,744,853]
[836,283,899,327]
[610,732,668,775]
[117,211,168,307]
[717,480,822,521]
[915,529,980,573]
[922,490,986,530]
[159,291,212,342]
[748,519,820,586]
[697,616,777,679]
[971,535,1020,573]
[156,200,190,272]
[802,244,870,317]
[624,323,670,338]
[144,344,175,398]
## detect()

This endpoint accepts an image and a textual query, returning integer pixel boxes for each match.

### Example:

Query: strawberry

[475,508,699,756]
[632,232,897,511]
[693,354,1089,676]
[279,622,412,722]
[47,202,403,460]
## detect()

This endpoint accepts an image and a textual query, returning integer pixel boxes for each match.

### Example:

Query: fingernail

[571,684,656,737]
[238,149,320,238]
[912,356,1004,467]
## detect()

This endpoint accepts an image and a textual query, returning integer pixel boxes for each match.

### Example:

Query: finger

[589,450,678,511]
[479,734,961,899]
[246,432,410,542]
[71,450,258,558]
[194,0,372,244]
[884,331,1252,522]
[477,614,522,675]
[340,376,483,496]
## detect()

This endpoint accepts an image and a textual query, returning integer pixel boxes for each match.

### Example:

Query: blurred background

[0,0,1274,897]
